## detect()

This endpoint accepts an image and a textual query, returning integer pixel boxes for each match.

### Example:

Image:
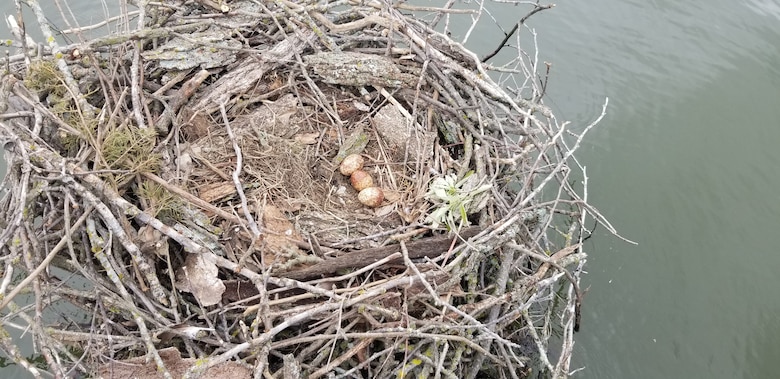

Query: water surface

[523,1,780,378]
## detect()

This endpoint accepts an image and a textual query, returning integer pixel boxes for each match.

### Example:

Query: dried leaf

[176,152,194,180]
[293,132,319,145]
[157,323,214,342]
[199,181,236,203]
[262,205,303,266]
[353,100,370,112]
[180,108,210,139]
[138,225,169,257]
[374,203,396,217]
[176,253,225,306]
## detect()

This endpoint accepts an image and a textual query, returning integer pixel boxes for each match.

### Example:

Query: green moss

[25,59,100,156]
[24,60,67,98]
[137,181,182,221]
[101,127,160,174]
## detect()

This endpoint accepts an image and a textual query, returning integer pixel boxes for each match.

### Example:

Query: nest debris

[0,0,619,378]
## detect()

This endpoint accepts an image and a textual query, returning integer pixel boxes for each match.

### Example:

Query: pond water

[2,1,780,378]
[523,1,780,378]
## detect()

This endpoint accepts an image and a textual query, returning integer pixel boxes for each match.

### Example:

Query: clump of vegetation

[24,60,99,156]
[24,60,67,98]
[137,180,182,221]
[426,172,492,231]
[101,126,160,178]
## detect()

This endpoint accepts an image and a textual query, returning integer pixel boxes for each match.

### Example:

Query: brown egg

[350,170,374,191]
[339,154,365,176]
[358,187,384,207]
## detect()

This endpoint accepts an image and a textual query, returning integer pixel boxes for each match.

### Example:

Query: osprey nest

[0,0,615,378]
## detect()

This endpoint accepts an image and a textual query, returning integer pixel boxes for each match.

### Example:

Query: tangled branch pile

[0,0,615,378]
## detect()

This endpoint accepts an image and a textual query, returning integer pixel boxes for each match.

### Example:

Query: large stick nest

[0,0,615,378]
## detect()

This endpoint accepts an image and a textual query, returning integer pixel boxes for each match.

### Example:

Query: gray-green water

[530,2,780,378]
[2,1,780,378]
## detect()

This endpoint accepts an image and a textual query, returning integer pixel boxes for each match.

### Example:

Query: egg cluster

[339,154,384,207]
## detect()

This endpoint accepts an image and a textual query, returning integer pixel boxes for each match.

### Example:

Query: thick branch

[283,227,481,280]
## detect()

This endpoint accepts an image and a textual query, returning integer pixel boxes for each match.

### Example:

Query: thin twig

[220,102,262,238]
[0,206,92,311]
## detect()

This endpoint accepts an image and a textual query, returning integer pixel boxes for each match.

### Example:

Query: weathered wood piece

[194,31,316,112]
[304,51,420,88]
[283,227,481,280]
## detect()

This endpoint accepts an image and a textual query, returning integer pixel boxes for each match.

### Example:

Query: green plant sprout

[425,172,492,231]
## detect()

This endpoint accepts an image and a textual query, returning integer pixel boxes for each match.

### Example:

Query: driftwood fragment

[99,347,251,379]
[194,31,316,112]
[304,51,420,88]
[283,227,481,280]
